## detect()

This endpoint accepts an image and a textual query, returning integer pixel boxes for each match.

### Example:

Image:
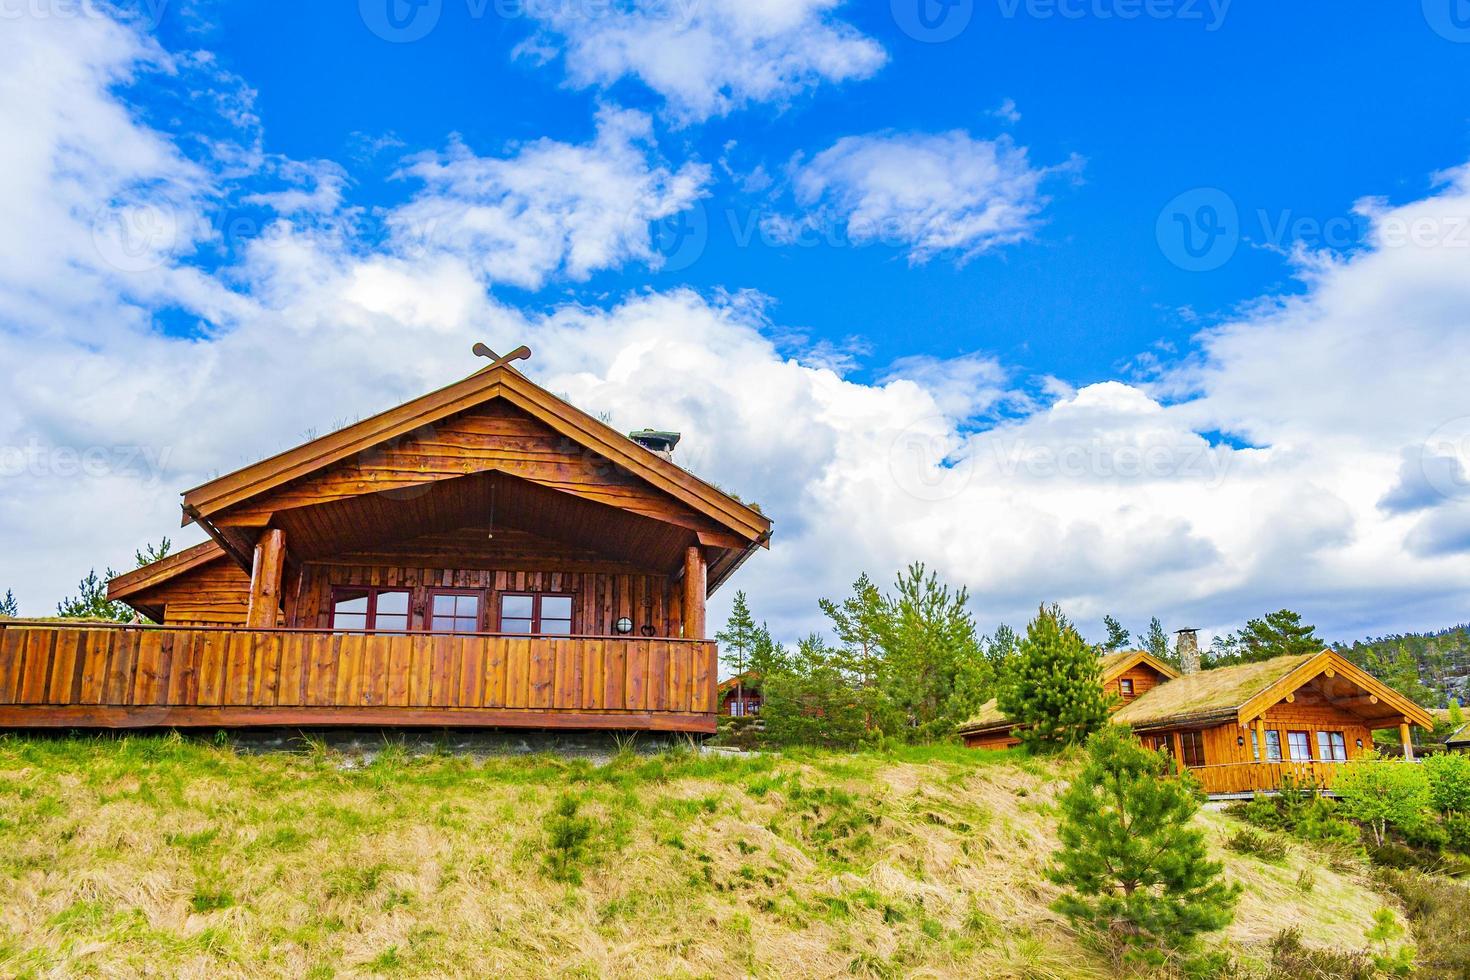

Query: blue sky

[145,0,1470,382]
[2,0,1470,647]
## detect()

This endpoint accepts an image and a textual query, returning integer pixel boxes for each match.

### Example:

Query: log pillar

[1171,731,1185,775]
[245,528,286,629]
[1400,722,1415,762]
[682,545,706,640]
[1254,717,1268,762]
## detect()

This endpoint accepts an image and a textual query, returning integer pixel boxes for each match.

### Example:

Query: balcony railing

[0,621,717,732]
[1187,758,1368,796]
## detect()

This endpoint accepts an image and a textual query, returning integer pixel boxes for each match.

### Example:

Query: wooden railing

[1187,759,1357,796]
[0,622,717,732]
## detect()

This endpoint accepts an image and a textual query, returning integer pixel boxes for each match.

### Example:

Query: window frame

[329,586,413,633]
[1179,730,1206,769]
[1119,677,1135,698]
[1286,730,1314,761]
[1264,729,1283,762]
[496,591,576,636]
[1317,730,1349,762]
[425,588,485,634]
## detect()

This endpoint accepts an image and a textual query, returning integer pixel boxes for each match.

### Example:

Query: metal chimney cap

[1174,627,1200,634]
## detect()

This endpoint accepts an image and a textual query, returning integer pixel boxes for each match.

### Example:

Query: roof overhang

[1236,650,1434,731]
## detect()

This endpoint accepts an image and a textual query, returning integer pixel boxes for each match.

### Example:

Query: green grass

[0,733,1405,978]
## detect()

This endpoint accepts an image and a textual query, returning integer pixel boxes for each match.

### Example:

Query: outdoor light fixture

[1237,735,1245,747]
[1356,738,1364,749]
[614,617,633,635]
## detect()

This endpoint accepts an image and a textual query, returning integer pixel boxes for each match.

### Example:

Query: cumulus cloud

[5,6,1470,654]
[387,106,710,290]
[789,131,1078,265]
[513,0,886,124]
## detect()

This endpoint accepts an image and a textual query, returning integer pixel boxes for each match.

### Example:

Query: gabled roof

[1112,649,1434,732]
[957,648,1177,736]
[181,355,771,545]
[107,540,228,602]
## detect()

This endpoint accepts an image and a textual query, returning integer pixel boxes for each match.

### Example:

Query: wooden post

[245,528,286,629]
[1400,722,1415,762]
[682,545,706,640]
[1171,732,1185,774]
[1254,717,1267,762]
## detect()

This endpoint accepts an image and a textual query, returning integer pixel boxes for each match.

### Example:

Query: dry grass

[0,736,1401,978]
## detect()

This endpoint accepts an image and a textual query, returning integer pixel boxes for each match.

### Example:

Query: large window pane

[501,617,533,635]
[1287,731,1312,761]
[541,595,573,620]
[332,590,370,630]
[1265,730,1283,761]
[501,594,534,619]
[376,591,410,615]
[540,618,572,635]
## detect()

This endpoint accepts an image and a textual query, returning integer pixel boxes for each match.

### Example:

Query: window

[1317,731,1348,762]
[331,588,410,632]
[1264,730,1283,761]
[1119,677,1135,698]
[429,591,481,634]
[1287,730,1313,761]
[498,593,574,635]
[1251,729,1260,761]
[1151,734,1174,758]
[1179,731,1206,768]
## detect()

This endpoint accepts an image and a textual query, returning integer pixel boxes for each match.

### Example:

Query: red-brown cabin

[0,348,772,734]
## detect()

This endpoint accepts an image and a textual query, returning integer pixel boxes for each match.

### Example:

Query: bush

[1377,868,1470,976]
[1424,752,1470,814]
[1334,760,1431,847]
[1445,812,1470,853]
[1224,829,1287,863]
[1265,928,1374,980]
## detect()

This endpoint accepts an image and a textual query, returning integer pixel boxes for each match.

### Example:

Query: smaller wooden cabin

[718,672,762,717]
[1111,650,1432,796]
[958,650,1179,749]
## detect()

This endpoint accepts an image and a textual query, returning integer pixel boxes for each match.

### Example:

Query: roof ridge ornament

[472,343,532,371]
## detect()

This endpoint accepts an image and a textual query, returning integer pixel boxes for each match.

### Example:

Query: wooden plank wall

[128,558,255,627]
[1112,664,1166,702]
[289,563,684,637]
[0,625,717,730]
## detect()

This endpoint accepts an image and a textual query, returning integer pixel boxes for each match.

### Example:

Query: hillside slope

[0,736,1402,978]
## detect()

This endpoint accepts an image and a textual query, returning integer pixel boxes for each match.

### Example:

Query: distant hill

[1335,624,1470,709]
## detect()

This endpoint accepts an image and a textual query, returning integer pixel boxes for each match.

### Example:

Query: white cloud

[790,131,1078,265]
[387,106,710,289]
[514,0,886,124]
[5,6,1470,657]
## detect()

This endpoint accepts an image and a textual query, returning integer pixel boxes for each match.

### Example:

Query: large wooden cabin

[962,648,1433,797]
[0,347,772,734]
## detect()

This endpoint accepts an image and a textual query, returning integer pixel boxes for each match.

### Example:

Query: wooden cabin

[958,650,1179,749]
[1110,651,1432,795]
[0,346,772,734]
[718,672,762,717]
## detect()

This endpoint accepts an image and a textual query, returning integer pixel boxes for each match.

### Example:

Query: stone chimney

[628,429,681,462]
[1175,628,1201,675]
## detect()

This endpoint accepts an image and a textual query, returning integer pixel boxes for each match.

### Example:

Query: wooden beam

[1401,722,1415,762]
[245,529,286,628]
[1255,717,1267,762]
[683,545,707,640]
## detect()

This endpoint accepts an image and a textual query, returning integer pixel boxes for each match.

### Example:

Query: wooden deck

[0,622,717,732]
[1189,759,1356,796]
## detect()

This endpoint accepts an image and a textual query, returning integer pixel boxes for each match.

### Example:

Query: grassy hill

[0,735,1410,978]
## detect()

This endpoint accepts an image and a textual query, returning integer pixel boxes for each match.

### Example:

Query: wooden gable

[1237,650,1433,731]
[179,355,771,591]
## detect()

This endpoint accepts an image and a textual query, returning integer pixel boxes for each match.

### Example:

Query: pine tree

[819,573,888,730]
[761,633,868,748]
[56,569,132,622]
[1101,615,1131,652]
[716,590,759,708]
[870,563,988,738]
[997,605,1112,752]
[1050,726,1240,957]
[1237,609,1321,661]
[0,590,17,618]
[986,623,1018,669]
[135,537,172,567]
[1143,617,1169,661]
